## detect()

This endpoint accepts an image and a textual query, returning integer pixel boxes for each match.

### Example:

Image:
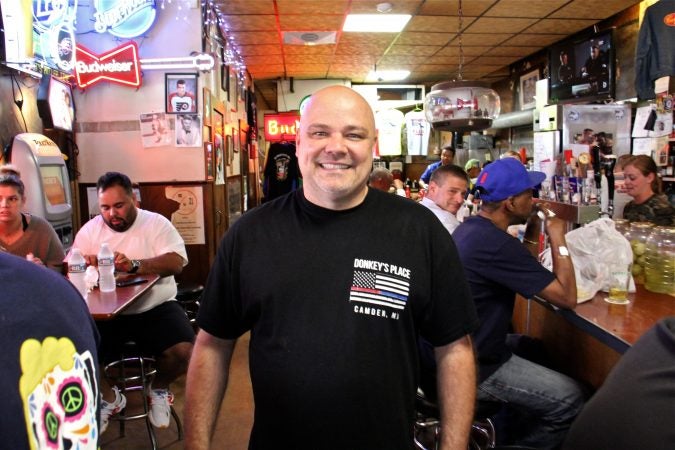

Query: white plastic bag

[564,218,635,303]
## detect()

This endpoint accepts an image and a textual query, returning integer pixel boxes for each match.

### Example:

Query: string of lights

[200,0,248,88]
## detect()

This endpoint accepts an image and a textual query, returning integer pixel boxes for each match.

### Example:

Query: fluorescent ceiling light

[366,69,410,82]
[343,14,411,32]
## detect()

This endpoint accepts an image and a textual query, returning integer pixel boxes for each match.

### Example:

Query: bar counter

[512,284,674,389]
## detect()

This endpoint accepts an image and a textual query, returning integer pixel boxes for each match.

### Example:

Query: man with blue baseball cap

[453,158,585,449]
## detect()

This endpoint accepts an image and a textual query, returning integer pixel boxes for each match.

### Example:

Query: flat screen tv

[37,75,75,132]
[548,29,615,104]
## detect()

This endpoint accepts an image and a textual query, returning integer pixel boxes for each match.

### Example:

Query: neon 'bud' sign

[74,42,142,89]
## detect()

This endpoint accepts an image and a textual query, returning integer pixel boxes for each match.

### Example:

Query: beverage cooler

[5,133,74,249]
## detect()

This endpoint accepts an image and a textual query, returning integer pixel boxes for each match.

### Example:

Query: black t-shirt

[199,188,478,449]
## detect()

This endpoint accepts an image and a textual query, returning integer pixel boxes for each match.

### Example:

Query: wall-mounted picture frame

[215,133,225,185]
[519,68,539,110]
[175,114,202,147]
[204,141,214,180]
[221,64,230,97]
[202,88,212,126]
[229,67,238,112]
[166,73,198,114]
[227,175,243,225]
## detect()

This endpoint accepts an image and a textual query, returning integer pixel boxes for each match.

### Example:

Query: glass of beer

[605,262,631,305]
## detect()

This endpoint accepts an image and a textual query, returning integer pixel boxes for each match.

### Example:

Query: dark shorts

[96,301,195,362]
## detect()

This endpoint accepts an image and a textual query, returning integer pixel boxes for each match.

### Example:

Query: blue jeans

[477,354,585,449]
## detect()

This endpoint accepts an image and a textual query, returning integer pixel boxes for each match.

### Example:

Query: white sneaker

[147,389,174,428]
[100,386,126,434]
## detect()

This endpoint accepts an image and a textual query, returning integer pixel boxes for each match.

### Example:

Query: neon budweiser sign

[74,41,142,89]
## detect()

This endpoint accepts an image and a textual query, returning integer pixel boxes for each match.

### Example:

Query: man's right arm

[536,216,577,309]
[185,331,237,449]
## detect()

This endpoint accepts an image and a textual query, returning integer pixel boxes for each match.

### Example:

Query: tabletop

[87,274,160,320]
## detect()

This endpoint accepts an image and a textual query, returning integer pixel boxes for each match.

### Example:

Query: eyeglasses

[0,195,21,206]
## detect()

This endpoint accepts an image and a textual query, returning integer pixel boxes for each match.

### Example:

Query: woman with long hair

[622,155,674,226]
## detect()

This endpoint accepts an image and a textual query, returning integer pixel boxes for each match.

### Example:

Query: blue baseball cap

[475,157,546,202]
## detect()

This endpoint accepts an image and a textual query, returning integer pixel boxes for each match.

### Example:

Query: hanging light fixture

[424,0,500,132]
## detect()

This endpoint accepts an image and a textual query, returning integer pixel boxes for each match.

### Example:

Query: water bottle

[97,243,116,292]
[68,248,88,298]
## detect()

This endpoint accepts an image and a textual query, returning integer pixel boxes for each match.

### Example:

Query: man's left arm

[116,251,184,277]
[435,335,476,450]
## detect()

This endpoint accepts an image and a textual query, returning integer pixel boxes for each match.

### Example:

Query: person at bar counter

[0,168,65,271]
[71,172,194,433]
[185,85,479,450]
[418,144,455,190]
[420,164,470,235]
[621,155,675,226]
[368,166,405,196]
[452,158,585,449]
[561,316,675,450]
[0,252,100,449]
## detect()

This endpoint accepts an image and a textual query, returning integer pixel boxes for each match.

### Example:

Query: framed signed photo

[519,69,539,110]
[166,73,198,114]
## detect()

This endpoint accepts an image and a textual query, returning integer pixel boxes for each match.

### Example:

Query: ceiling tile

[276,0,349,15]
[405,15,477,33]
[484,46,542,57]
[348,0,423,14]
[335,43,389,55]
[245,54,285,65]
[484,0,570,18]
[284,45,335,55]
[217,0,274,15]
[397,32,453,46]
[285,63,330,72]
[525,18,597,34]
[436,45,494,57]
[222,14,277,31]
[331,54,376,64]
[378,55,438,65]
[453,33,514,46]
[417,0,495,16]
[238,44,282,56]
[279,14,343,30]
[230,31,279,45]
[388,45,442,56]
[464,17,539,34]
[549,0,640,19]
[339,32,398,45]
[502,33,564,47]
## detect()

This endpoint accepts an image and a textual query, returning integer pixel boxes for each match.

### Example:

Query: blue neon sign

[93,0,157,39]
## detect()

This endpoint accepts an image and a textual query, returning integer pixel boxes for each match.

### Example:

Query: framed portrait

[139,112,170,148]
[229,67,238,112]
[221,64,230,96]
[175,114,202,147]
[204,141,214,180]
[166,73,198,114]
[202,88,212,126]
[226,133,234,167]
[227,175,243,225]
[519,69,539,110]
[215,133,225,184]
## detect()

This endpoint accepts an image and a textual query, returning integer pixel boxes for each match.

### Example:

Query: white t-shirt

[72,209,188,314]
[405,109,430,156]
[420,197,460,235]
[376,109,405,156]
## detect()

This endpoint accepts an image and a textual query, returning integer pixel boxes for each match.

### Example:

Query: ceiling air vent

[283,31,337,45]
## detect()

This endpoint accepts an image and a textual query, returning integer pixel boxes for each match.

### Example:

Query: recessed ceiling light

[343,14,411,33]
[366,69,410,82]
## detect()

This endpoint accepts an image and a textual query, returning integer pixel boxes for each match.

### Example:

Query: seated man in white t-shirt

[71,172,194,434]
[419,164,469,235]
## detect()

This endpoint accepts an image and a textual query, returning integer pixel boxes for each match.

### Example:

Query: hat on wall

[475,157,546,202]
[464,159,481,171]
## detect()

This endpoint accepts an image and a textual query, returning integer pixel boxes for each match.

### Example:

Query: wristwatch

[129,259,141,273]
[558,246,570,258]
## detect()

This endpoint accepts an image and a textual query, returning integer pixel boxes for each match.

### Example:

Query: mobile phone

[116,277,148,287]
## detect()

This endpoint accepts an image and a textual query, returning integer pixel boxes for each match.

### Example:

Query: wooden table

[87,274,160,320]
[512,285,675,389]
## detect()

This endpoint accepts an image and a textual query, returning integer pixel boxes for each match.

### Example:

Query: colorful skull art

[20,337,99,449]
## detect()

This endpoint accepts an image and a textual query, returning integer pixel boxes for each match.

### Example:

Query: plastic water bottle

[97,243,116,292]
[68,248,88,298]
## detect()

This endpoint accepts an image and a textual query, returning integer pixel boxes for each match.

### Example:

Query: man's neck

[478,209,510,231]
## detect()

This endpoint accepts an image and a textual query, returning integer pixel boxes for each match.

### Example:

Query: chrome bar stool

[175,282,203,331]
[103,347,183,449]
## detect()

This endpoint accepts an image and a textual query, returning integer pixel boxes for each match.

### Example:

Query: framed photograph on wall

[166,73,198,114]
[229,67,238,112]
[227,175,243,225]
[203,88,212,126]
[204,141,214,180]
[221,64,230,97]
[175,114,202,147]
[519,69,540,110]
